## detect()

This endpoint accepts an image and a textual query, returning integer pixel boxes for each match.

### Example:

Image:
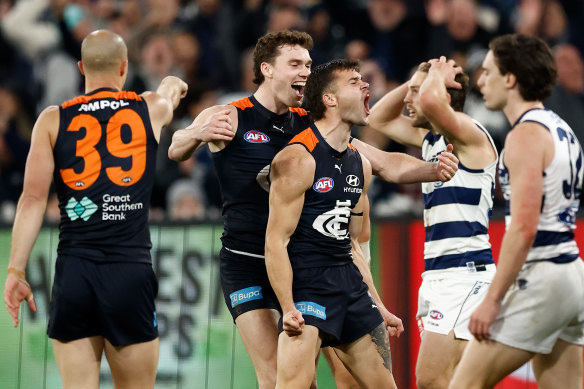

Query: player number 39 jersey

[53,88,158,263]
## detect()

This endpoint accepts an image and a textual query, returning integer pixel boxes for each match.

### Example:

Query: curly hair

[252,30,313,85]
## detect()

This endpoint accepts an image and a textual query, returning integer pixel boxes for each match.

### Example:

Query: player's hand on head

[4,272,37,328]
[468,297,500,343]
[436,144,458,181]
[191,110,235,143]
[282,308,304,336]
[428,56,463,89]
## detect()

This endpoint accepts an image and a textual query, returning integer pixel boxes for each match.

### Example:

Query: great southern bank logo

[65,196,98,221]
[295,301,326,320]
[244,130,270,143]
[230,286,263,307]
[313,177,334,193]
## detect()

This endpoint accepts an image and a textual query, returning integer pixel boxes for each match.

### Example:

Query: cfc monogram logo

[312,200,351,240]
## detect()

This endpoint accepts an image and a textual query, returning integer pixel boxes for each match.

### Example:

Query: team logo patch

[429,310,444,320]
[295,301,327,320]
[346,175,359,186]
[230,286,263,307]
[65,196,98,221]
[313,177,334,193]
[244,130,270,143]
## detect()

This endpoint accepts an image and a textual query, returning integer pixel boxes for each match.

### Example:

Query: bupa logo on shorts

[65,196,98,221]
[244,130,270,143]
[153,311,158,328]
[230,286,263,307]
[295,301,327,320]
[313,177,334,193]
[429,310,444,320]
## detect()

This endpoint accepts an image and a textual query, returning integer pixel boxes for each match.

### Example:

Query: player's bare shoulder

[271,144,315,183]
[34,105,60,146]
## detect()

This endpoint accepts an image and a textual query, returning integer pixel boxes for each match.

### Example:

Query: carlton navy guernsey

[286,124,365,269]
[53,88,157,263]
[212,95,311,257]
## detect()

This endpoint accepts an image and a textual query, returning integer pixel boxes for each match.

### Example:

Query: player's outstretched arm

[4,106,58,327]
[168,105,237,161]
[352,138,458,183]
[142,76,188,143]
[265,145,314,336]
[156,76,188,111]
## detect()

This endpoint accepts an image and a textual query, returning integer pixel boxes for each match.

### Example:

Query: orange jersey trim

[289,127,318,152]
[61,91,142,109]
[289,107,308,116]
[348,143,357,151]
[229,97,254,110]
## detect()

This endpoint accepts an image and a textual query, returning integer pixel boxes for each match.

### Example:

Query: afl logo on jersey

[313,177,334,193]
[429,310,443,320]
[244,130,270,143]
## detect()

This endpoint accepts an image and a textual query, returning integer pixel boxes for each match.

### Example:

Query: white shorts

[490,259,584,354]
[417,265,495,340]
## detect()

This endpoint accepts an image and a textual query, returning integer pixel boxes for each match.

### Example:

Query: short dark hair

[303,59,360,121]
[489,34,557,101]
[252,30,314,85]
[417,62,469,112]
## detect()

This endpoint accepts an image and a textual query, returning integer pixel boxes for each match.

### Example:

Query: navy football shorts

[281,262,383,347]
[219,247,281,321]
[47,255,158,346]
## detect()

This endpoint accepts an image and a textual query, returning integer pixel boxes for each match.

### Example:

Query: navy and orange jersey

[53,88,157,263]
[211,95,311,257]
[286,124,365,269]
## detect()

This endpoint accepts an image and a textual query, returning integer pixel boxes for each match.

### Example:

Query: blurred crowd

[1,0,583,223]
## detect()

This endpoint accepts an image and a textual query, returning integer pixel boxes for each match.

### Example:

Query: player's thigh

[321,347,360,389]
[235,308,280,363]
[104,338,159,389]
[532,339,583,389]
[277,325,321,387]
[52,336,104,389]
[449,338,533,389]
[335,323,397,389]
[416,330,466,381]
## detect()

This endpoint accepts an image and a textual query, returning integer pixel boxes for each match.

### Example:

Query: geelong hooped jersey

[499,108,582,264]
[212,95,311,257]
[422,121,498,271]
[54,88,157,263]
[287,125,364,269]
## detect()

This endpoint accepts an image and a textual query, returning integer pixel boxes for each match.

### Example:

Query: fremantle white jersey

[421,120,498,271]
[499,108,582,264]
